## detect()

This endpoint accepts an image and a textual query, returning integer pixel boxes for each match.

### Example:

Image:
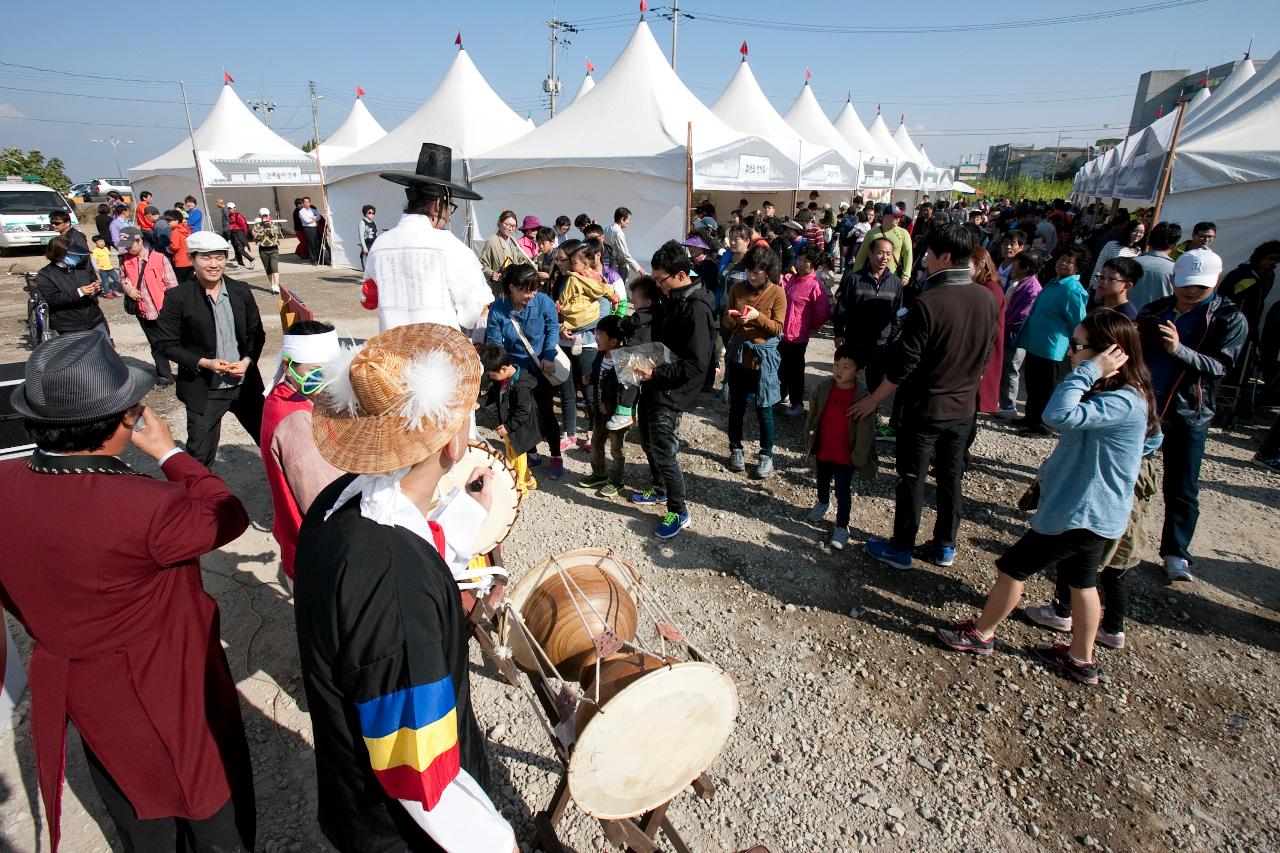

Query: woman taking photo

[478,210,529,291]
[118,226,179,387]
[485,264,567,479]
[723,244,787,479]
[35,234,107,337]
[936,309,1163,685]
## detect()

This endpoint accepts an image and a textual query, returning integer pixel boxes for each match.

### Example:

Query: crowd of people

[6,136,1275,852]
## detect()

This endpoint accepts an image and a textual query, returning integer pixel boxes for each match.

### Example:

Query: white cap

[186,231,232,255]
[1173,247,1223,287]
[259,207,271,216]
[226,201,236,209]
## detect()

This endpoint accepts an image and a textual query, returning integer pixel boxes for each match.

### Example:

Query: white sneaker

[829,527,849,550]
[605,413,634,431]
[1024,602,1072,632]
[995,407,1018,420]
[1163,556,1194,583]
[270,285,280,295]
[806,501,830,522]
[1095,628,1126,650]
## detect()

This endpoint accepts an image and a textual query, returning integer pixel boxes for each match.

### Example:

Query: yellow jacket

[557,272,616,330]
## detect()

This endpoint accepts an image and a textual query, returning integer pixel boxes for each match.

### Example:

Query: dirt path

[0,254,1276,853]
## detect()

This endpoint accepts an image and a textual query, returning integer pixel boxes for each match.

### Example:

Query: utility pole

[248,93,277,127]
[659,3,695,71]
[308,81,333,266]
[543,6,576,118]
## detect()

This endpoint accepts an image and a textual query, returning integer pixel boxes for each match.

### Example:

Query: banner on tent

[859,158,895,189]
[921,168,940,190]
[208,158,321,187]
[738,155,771,181]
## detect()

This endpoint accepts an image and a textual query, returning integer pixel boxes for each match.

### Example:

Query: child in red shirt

[803,345,880,550]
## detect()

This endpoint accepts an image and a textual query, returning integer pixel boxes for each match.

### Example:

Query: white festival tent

[892,121,930,191]
[866,113,919,192]
[325,47,531,268]
[129,83,321,224]
[471,20,807,266]
[1161,46,1280,274]
[833,99,895,190]
[775,80,862,193]
[572,72,596,103]
[918,144,954,192]
[313,96,387,165]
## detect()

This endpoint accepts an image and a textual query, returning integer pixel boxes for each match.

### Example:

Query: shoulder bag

[509,314,572,385]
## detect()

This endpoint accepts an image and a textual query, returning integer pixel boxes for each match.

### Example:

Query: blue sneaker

[528,452,543,468]
[631,487,668,505]
[655,511,690,539]
[930,544,956,567]
[867,537,913,571]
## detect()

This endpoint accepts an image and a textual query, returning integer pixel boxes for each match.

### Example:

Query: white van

[0,179,78,254]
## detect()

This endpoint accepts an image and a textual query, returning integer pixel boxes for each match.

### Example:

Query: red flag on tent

[640,0,648,12]
[804,68,812,80]
[455,32,462,47]
[356,85,365,98]
[1200,68,1209,86]
[1156,105,1165,118]
[223,70,234,84]
[900,113,905,124]
[740,41,749,57]
[586,58,595,73]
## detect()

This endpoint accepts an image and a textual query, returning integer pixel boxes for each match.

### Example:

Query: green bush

[969,176,1074,202]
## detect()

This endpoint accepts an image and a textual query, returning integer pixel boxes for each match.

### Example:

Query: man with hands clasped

[157,231,266,468]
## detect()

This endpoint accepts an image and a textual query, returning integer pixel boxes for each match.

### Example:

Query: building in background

[953,156,987,184]
[1129,58,1266,133]
[986,143,1094,181]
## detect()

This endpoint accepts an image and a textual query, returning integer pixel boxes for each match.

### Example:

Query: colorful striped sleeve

[356,676,461,810]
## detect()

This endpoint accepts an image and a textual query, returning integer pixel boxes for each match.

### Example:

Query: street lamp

[90,137,133,178]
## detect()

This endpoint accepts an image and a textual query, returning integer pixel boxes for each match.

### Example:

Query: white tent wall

[471,167,682,268]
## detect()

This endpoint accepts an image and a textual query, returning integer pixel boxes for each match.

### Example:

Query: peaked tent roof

[1181,56,1261,138]
[713,60,804,141]
[315,97,387,164]
[571,72,596,103]
[833,99,887,160]
[471,21,743,177]
[131,83,310,173]
[867,113,911,162]
[892,122,925,162]
[326,48,530,180]
[917,143,936,168]
[782,83,858,157]
[1188,85,1212,109]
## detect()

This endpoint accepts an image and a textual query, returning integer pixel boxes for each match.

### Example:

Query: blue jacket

[1032,360,1163,539]
[485,293,561,373]
[186,207,203,233]
[1017,274,1087,361]
[725,335,782,407]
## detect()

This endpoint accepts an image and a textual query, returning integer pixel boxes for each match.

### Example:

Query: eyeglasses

[1098,273,1130,284]
[1068,339,1094,353]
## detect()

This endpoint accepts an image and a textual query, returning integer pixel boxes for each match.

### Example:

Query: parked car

[66,182,93,201]
[85,178,132,201]
[0,180,77,255]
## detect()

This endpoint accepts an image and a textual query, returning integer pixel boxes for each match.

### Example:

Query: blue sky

[1,0,1272,180]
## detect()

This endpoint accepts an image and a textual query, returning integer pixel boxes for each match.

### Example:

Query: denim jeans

[999,344,1025,411]
[1159,413,1209,560]
[639,403,687,515]
[778,340,809,408]
[816,460,854,527]
[99,268,121,295]
[892,416,971,549]
[727,362,775,455]
[559,340,597,438]
[1021,352,1067,427]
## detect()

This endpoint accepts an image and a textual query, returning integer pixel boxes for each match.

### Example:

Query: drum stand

[465,553,716,853]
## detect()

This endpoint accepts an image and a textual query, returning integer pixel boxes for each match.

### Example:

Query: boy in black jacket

[578,314,630,496]
[479,345,540,493]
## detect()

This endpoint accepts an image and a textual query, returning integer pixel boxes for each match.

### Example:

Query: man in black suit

[156,231,266,467]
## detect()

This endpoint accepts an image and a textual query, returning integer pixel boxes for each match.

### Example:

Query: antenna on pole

[1244,36,1253,60]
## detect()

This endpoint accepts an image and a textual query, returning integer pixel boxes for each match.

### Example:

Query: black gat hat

[379,143,482,201]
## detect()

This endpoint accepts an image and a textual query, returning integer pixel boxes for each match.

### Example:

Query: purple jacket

[1004,274,1042,342]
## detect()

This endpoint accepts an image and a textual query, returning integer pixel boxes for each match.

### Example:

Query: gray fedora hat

[11,332,153,423]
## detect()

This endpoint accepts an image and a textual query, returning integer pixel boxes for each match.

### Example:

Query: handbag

[509,315,572,384]
[1017,479,1041,512]
[122,255,147,317]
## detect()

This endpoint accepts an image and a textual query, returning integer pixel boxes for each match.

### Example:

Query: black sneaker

[1032,643,1100,685]
[935,620,994,655]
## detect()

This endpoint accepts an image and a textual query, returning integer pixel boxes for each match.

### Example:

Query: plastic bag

[612,342,676,386]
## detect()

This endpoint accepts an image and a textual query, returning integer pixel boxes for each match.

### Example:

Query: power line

[0,83,310,108]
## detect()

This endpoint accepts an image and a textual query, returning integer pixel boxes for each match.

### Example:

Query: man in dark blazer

[156,231,266,467]
[0,332,255,851]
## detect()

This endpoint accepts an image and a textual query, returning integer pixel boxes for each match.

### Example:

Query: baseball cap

[259,207,271,216]
[115,226,143,247]
[226,201,236,209]
[1173,247,1223,287]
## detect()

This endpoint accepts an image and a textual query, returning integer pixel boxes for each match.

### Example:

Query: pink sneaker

[559,436,576,452]
[1095,629,1126,650]
[1025,602,1072,633]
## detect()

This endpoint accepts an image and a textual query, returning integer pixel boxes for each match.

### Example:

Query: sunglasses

[1068,339,1094,354]
[285,358,328,395]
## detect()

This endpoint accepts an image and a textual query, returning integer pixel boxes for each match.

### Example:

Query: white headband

[264,330,342,395]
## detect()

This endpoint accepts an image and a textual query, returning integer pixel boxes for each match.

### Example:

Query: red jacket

[0,450,251,851]
[976,277,1007,413]
[229,210,249,233]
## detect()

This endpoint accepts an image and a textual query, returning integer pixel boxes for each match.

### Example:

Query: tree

[301,138,318,153]
[0,148,71,193]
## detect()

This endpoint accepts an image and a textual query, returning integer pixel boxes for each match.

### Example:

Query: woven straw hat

[311,324,481,474]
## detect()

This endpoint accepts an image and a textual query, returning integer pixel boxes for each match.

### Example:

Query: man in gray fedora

[0,332,255,852]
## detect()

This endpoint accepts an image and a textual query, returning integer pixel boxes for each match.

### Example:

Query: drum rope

[487,603,572,761]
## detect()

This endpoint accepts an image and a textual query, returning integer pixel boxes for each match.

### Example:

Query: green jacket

[804,376,879,481]
[853,224,913,279]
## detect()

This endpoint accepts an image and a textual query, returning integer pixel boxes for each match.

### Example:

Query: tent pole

[1150,97,1190,230]
[463,158,475,247]
[685,122,693,237]
[309,81,333,266]
[793,138,802,217]
[179,81,211,231]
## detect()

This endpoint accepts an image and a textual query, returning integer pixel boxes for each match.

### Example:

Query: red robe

[976,277,1007,413]
[0,450,251,851]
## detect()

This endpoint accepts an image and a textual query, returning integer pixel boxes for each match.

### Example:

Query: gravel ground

[0,246,1278,853]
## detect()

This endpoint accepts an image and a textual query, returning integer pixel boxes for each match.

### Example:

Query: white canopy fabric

[1181,58,1258,137]
[952,180,977,194]
[834,100,894,189]
[471,21,803,264]
[326,47,531,267]
[314,98,387,165]
[572,72,596,103]
[776,82,863,190]
[715,60,807,141]
[892,122,929,191]
[892,123,925,162]
[129,84,320,223]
